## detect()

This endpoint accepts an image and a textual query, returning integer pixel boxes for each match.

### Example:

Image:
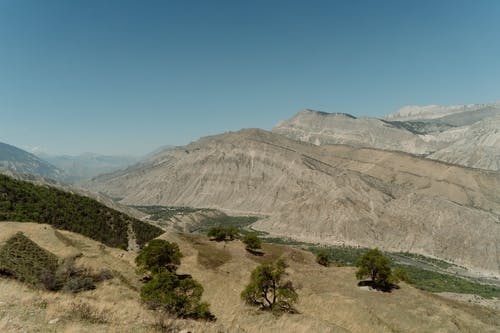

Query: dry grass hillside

[85,129,500,277]
[1,222,498,333]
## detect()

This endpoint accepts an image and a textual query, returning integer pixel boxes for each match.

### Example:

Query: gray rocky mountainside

[0,142,64,180]
[273,102,500,171]
[85,129,500,277]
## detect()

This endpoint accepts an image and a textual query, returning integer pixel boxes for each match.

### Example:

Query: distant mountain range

[37,152,140,182]
[0,142,65,180]
[273,102,500,171]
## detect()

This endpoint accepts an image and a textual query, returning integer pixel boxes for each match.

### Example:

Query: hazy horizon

[1,0,500,155]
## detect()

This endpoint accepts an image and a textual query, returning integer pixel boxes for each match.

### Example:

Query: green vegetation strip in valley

[263,238,500,299]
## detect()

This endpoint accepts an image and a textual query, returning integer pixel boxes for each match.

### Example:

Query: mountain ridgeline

[85,128,500,277]
[273,102,500,171]
[0,175,163,249]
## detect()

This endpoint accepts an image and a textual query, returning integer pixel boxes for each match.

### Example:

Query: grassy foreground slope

[0,175,162,249]
[0,223,498,332]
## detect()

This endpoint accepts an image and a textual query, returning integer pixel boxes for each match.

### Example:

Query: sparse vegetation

[207,226,240,241]
[241,259,298,314]
[197,215,259,234]
[316,250,329,266]
[65,301,110,324]
[0,175,163,249]
[242,233,262,254]
[355,248,397,291]
[131,205,204,221]
[393,264,500,299]
[135,239,182,274]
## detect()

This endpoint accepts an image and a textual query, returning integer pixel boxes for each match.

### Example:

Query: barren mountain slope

[272,109,432,154]
[273,103,500,171]
[0,142,64,180]
[427,115,500,171]
[384,102,500,122]
[86,129,500,276]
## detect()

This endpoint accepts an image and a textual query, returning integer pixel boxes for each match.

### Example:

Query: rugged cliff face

[86,129,500,277]
[272,103,500,171]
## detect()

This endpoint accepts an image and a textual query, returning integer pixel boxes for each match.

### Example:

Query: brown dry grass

[0,222,498,332]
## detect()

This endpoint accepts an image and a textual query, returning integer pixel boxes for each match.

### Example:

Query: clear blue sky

[1,0,499,155]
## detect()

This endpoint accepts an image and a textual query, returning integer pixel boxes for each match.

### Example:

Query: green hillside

[0,175,163,249]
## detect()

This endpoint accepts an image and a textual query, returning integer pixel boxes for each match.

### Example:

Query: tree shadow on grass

[357,280,400,292]
[246,248,264,256]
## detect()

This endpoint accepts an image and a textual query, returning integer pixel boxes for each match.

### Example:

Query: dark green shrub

[135,239,182,274]
[316,250,329,266]
[140,272,214,320]
[242,233,262,252]
[63,276,96,293]
[0,232,59,287]
[207,226,227,241]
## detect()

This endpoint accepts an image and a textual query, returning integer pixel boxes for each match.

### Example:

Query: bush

[66,301,109,324]
[242,233,262,252]
[207,226,227,242]
[316,250,329,266]
[140,272,214,320]
[0,232,59,287]
[207,226,240,242]
[241,259,297,314]
[135,239,182,274]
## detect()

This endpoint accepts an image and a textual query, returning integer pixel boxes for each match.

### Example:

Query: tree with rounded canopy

[135,239,182,274]
[207,226,227,241]
[355,248,395,291]
[140,271,214,320]
[242,233,262,251]
[241,259,297,314]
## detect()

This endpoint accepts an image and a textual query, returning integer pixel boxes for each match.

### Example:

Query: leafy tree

[241,259,297,314]
[207,226,227,241]
[207,226,240,241]
[225,227,240,240]
[242,233,262,252]
[316,250,329,266]
[355,248,395,291]
[140,271,214,320]
[135,239,182,274]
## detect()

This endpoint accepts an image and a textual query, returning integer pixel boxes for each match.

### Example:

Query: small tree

[316,250,329,266]
[242,233,262,251]
[355,248,395,291]
[140,271,214,320]
[207,226,240,241]
[207,226,227,242]
[225,227,240,240]
[135,239,182,274]
[241,259,297,314]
